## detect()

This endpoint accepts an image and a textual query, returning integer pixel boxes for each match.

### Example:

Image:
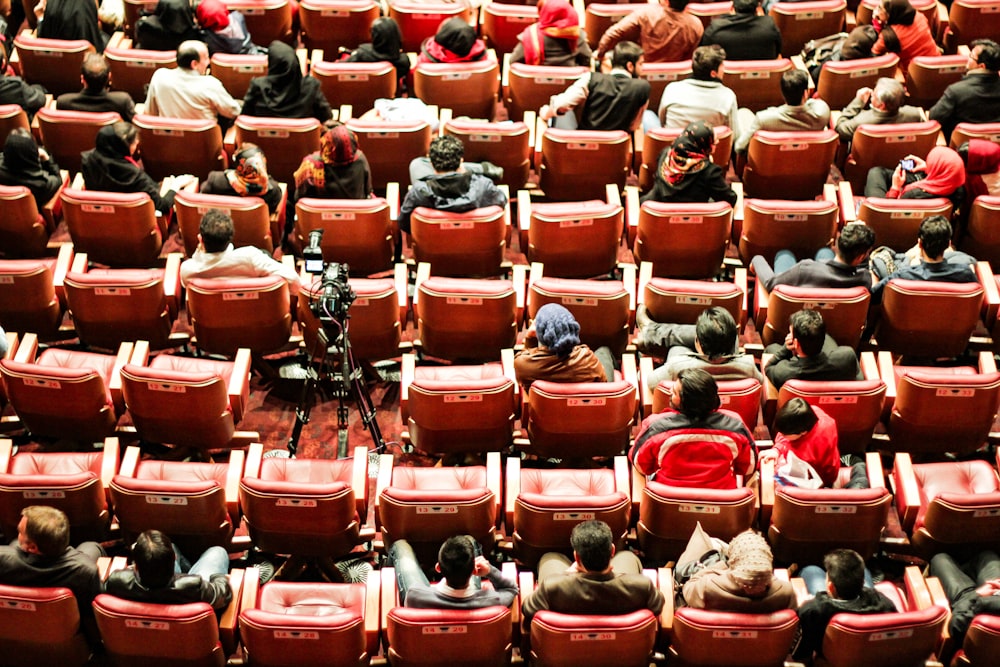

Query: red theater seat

[0,584,90,666]
[538,129,630,202]
[174,191,275,257]
[530,609,658,667]
[311,61,397,117]
[815,54,899,109]
[61,189,164,267]
[669,607,799,667]
[186,275,293,357]
[0,185,53,258]
[631,198,733,279]
[527,272,632,356]
[0,247,72,339]
[410,205,508,278]
[133,114,226,182]
[36,108,120,174]
[876,279,984,358]
[299,0,379,53]
[754,284,870,349]
[738,196,839,266]
[413,60,500,121]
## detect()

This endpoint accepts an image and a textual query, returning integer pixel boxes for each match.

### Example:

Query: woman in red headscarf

[292,123,372,203]
[510,0,592,67]
[865,145,966,209]
[960,139,1000,202]
[195,0,261,55]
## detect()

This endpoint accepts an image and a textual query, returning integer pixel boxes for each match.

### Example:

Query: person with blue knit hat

[514,303,614,389]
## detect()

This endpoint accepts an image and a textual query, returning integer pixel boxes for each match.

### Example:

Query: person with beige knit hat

[678,528,797,612]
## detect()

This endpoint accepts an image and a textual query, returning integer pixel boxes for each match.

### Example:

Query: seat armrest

[614,455,630,497]
[487,451,503,529]
[219,567,245,656]
[754,275,770,333]
[3,332,17,361]
[517,189,531,252]
[860,351,879,380]
[732,182,744,222]
[387,182,400,221]
[129,340,151,366]
[101,437,120,493]
[877,351,897,401]
[413,263,431,309]
[625,185,640,247]
[380,566,396,647]
[631,463,646,513]
[639,355,655,418]
[244,442,263,479]
[0,439,12,473]
[505,456,520,535]
[622,353,638,406]
[518,570,535,638]
[893,452,921,531]
[791,577,812,607]
[638,261,653,306]
[761,353,777,418]
[979,350,997,375]
[904,565,932,612]
[225,449,245,521]
[734,267,748,327]
[512,264,527,318]
[13,332,38,363]
[978,261,1000,327]
[229,348,252,424]
[658,567,674,635]
[839,182,857,224]
[240,565,260,613]
[119,446,141,477]
[108,556,129,575]
[69,252,88,274]
[394,263,408,326]
[109,342,134,409]
[503,561,520,639]
[374,453,393,531]
[865,451,885,488]
[365,566,380,650]
[97,556,113,580]
[400,352,416,407]
[501,348,518,400]
[760,458,775,526]
[352,445,369,523]
[622,263,637,325]
[163,252,182,311]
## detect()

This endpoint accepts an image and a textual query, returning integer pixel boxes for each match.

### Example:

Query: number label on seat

[815,505,856,514]
[554,512,595,520]
[23,490,66,499]
[422,625,467,634]
[274,630,319,639]
[571,632,615,641]
[145,496,187,505]
[125,619,170,630]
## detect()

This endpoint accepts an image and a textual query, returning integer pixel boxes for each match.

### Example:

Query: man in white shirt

[180,208,299,293]
[649,44,739,136]
[145,40,241,123]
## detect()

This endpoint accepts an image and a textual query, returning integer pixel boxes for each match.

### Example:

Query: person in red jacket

[630,368,757,489]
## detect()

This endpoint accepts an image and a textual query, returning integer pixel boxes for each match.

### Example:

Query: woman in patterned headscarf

[200,143,283,215]
[292,123,372,202]
[510,0,592,67]
[641,121,737,205]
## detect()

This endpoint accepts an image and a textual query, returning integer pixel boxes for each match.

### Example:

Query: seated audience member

[652,45,738,135]
[635,306,761,389]
[145,40,242,124]
[56,54,136,121]
[865,146,966,208]
[959,139,1000,201]
[764,309,861,390]
[0,129,63,208]
[521,520,665,623]
[34,0,107,50]
[641,120,737,205]
[195,0,261,55]
[201,143,284,216]
[870,0,939,73]
[834,78,922,143]
[794,549,895,662]
[929,39,1000,143]
[388,535,518,609]
[929,550,1000,649]
[676,527,797,612]
[514,303,613,390]
[417,18,488,64]
[103,530,232,610]
[595,0,702,65]
[345,18,411,86]
[700,0,781,61]
[806,25,878,83]
[81,122,195,216]
[734,69,830,154]
[397,135,507,235]
[870,215,977,304]
[242,41,333,122]
[510,0,592,67]
[766,398,869,489]
[293,124,372,204]
[539,41,650,132]
[752,223,876,292]
[179,208,300,291]
[630,368,758,489]
[0,45,46,121]
[0,506,104,611]
[135,0,202,51]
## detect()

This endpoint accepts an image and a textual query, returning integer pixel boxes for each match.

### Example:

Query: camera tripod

[287,314,385,461]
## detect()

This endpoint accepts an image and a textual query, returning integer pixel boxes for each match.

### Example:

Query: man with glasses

[930,39,1000,142]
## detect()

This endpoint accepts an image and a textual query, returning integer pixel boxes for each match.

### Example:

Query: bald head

[177,40,209,73]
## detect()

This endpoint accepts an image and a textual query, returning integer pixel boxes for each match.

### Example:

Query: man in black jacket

[930,39,1000,142]
[0,44,46,120]
[56,54,136,121]
[700,0,781,61]
[764,309,860,390]
[752,223,876,292]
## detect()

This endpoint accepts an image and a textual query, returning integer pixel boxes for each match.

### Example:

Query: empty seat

[311,61,397,117]
[0,437,118,544]
[347,119,433,191]
[942,0,1000,53]
[104,46,176,100]
[721,59,792,114]
[388,1,473,53]
[876,279,984,358]
[843,121,942,192]
[768,0,846,55]
[234,116,321,186]
[120,348,253,452]
[0,253,69,339]
[668,607,799,667]
[754,285,870,349]
[504,63,589,123]
[507,456,631,568]
[528,275,631,355]
[0,342,131,442]
[63,257,182,351]
[110,445,243,555]
[520,193,624,278]
[0,584,90,666]
[299,0,380,53]
[386,604,513,667]
[413,59,499,121]
[239,581,379,667]
[174,191,274,257]
[293,197,394,275]
[208,53,267,99]
[186,275,293,356]
[413,271,522,362]
[893,454,1000,558]
[856,197,953,252]
[738,197,839,266]
[529,609,658,667]
[444,119,531,190]
[36,108,120,174]
[410,205,508,277]
[905,55,968,110]
[538,129,630,201]
[61,189,163,267]
[742,131,839,199]
[13,35,95,96]
[0,185,53,258]
[815,54,900,109]
[631,200,733,279]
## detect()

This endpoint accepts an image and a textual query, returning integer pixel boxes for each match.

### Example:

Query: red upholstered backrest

[300,276,401,362]
[740,198,839,267]
[293,197,393,274]
[644,277,743,325]
[721,59,792,114]
[235,115,321,186]
[298,0,380,53]
[311,61,396,117]
[416,277,517,361]
[539,128,630,201]
[37,108,120,173]
[653,378,762,429]
[0,584,89,665]
[525,201,624,278]
[635,201,733,279]
[671,607,799,666]
[856,197,953,252]
[960,614,1000,666]
[525,380,636,458]
[444,119,531,190]
[529,277,630,353]
[506,63,589,121]
[61,188,162,267]
[0,184,47,258]
[387,605,512,667]
[743,131,839,199]
[347,119,432,190]
[821,605,947,667]
[816,53,900,108]
[530,609,657,667]
[64,269,171,351]
[411,206,507,278]
[777,379,886,455]
[763,285,870,349]
[768,0,846,54]
[388,0,473,52]
[186,276,292,356]
[413,60,499,121]
[880,279,984,359]
[174,191,271,257]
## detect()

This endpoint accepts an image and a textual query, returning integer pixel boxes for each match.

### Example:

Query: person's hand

[523,325,538,348]
[783,332,794,351]
[172,174,197,190]
[891,163,906,190]
[473,556,492,578]
[759,448,778,462]
[855,87,872,106]
[539,104,555,122]
[976,579,1000,597]
[908,154,927,172]
[32,0,45,18]
[37,147,50,162]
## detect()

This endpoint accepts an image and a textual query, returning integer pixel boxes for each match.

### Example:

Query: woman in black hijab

[417,17,487,64]
[242,41,333,121]
[135,0,201,51]
[346,17,411,85]
[81,122,186,215]
[0,129,62,208]
[36,0,108,51]
[642,121,737,205]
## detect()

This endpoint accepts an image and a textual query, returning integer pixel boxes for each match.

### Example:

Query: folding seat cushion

[386,605,512,667]
[239,582,377,667]
[529,609,658,667]
[511,463,630,568]
[0,584,90,666]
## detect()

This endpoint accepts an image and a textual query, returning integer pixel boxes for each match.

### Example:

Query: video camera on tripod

[303,229,354,328]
